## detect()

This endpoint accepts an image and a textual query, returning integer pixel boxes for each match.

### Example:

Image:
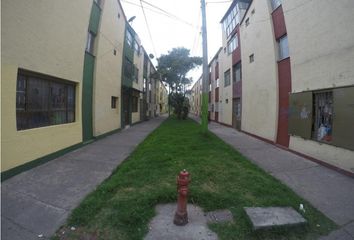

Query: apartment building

[191,77,202,116]
[208,48,222,122]
[1,0,159,178]
[191,0,354,174]
[239,0,354,173]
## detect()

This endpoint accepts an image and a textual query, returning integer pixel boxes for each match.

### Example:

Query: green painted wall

[82,53,95,141]
[82,2,102,141]
[89,3,101,34]
[121,25,136,127]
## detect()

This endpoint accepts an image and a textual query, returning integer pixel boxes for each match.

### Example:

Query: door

[233,98,241,130]
[122,91,130,127]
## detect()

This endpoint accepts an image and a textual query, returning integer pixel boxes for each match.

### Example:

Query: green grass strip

[53,117,336,240]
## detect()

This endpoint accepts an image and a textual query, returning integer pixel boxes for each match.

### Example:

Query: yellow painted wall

[218,47,232,125]
[290,136,354,173]
[284,0,354,172]
[239,0,278,141]
[1,0,91,171]
[93,0,125,136]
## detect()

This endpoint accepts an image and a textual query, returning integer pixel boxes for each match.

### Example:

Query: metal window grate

[312,91,333,142]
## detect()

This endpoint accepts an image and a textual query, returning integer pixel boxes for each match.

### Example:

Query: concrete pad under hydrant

[144,203,218,240]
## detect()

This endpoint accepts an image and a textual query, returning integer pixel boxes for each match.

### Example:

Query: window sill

[85,51,96,58]
[277,56,290,63]
[271,4,282,13]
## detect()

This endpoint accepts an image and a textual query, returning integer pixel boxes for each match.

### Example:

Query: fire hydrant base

[144,203,218,240]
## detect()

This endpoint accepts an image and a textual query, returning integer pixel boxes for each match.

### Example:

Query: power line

[122,0,177,23]
[139,0,157,57]
[140,0,196,28]
[122,0,197,28]
[191,8,202,55]
[206,0,232,4]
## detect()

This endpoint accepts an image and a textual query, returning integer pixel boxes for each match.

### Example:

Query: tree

[154,47,202,118]
[156,47,202,94]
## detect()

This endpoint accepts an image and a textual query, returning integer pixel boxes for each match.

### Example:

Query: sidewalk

[1,115,167,240]
[190,115,354,240]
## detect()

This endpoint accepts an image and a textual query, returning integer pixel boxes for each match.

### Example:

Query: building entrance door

[232,98,241,130]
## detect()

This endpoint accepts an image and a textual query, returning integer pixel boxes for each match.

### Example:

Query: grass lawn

[53,117,336,240]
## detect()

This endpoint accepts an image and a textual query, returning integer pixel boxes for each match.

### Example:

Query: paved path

[1,116,167,240]
[190,115,354,239]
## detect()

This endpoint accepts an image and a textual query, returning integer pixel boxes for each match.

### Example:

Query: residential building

[239,0,354,174]
[1,0,159,178]
[190,77,202,116]
[208,48,222,122]
[219,0,251,127]
[192,0,354,174]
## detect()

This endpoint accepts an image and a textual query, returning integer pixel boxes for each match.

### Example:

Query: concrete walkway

[1,115,167,240]
[190,115,354,240]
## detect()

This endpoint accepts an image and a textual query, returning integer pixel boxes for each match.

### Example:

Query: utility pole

[201,0,209,133]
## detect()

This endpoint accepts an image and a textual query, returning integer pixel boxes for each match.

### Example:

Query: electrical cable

[139,0,158,57]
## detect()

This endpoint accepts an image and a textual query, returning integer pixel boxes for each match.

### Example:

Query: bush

[169,92,190,119]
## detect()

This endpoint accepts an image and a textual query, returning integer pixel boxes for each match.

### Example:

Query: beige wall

[93,0,125,136]
[284,0,354,92]
[284,0,354,172]
[239,0,278,141]
[219,49,233,126]
[1,0,90,171]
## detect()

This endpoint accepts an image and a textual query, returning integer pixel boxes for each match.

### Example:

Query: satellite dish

[128,16,136,22]
[149,54,155,59]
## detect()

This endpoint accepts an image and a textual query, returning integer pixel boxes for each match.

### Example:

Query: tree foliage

[156,47,202,93]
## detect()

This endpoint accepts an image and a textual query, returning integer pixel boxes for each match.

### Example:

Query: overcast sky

[120,0,232,86]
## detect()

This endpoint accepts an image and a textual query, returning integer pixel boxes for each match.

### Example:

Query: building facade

[191,0,354,174]
[1,0,160,178]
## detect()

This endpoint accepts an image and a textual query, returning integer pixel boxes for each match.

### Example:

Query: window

[313,91,333,142]
[227,34,238,54]
[132,96,138,112]
[85,31,95,54]
[245,18,250,26]
[111,96,118,109]
[124,57,133,79]
[249,54,254,63]
[134,41,140,54]
[126,30,133,47]
[134,66,139,83]
[209,83,212,91]
[278,35,289,60]
[16,70,76,130]
[233,98,241,119]
[233,62,242,82]
[94,0,102,8]
[270,0,282,10]
[143,78,147,92]
[224,69,231,87]
[222,4,239,37]
[289,87,354,151]
[216,78,219,88]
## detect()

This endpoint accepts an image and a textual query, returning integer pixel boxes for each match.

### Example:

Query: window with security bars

[312,91,333,142]
[16,70,76,130]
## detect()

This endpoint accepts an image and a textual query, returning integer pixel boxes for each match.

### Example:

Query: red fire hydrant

[173,169,191,226]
